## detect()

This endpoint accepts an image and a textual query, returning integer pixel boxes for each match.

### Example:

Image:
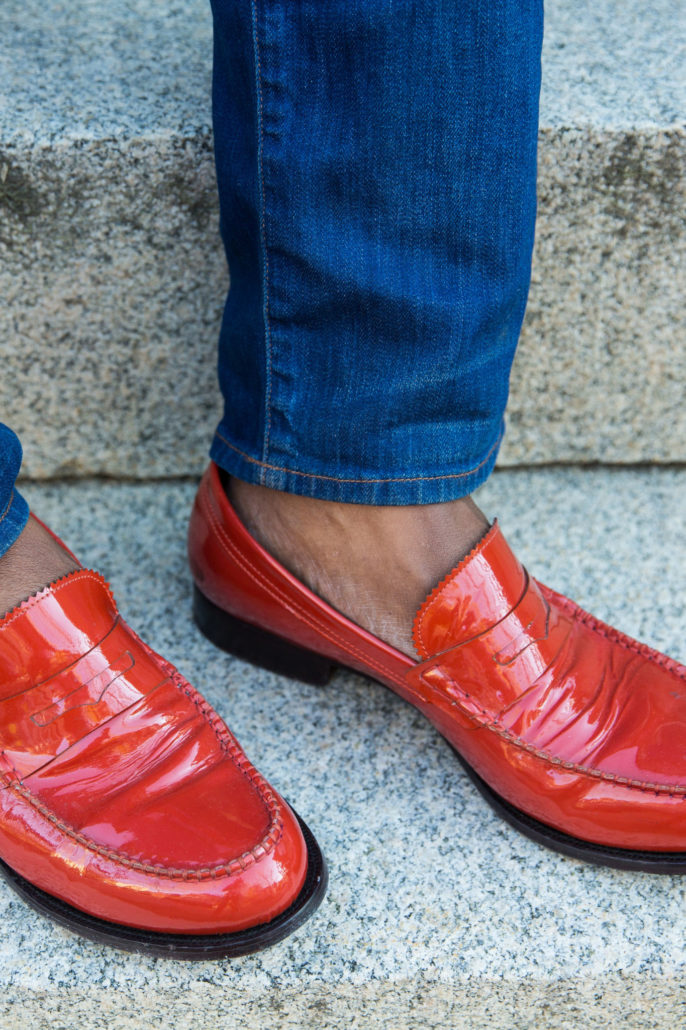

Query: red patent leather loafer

[0,531,326,959]
[189,462,686,873]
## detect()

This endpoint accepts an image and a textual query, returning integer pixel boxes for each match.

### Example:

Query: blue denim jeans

[210,0,544,503]
[0,424,29,558]
[0,2,544,558]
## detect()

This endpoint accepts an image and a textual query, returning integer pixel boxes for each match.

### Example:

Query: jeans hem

[210,425,503,505]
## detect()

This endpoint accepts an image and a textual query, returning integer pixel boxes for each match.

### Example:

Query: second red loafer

[189,462,686,873]
[0,518,326,959]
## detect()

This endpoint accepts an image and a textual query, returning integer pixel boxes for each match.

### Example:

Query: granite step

[2,467,685,1029]
[1,0,685,479]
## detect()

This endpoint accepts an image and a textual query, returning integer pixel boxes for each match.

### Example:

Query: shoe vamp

[499,607,686,787]
[19,677,272,870]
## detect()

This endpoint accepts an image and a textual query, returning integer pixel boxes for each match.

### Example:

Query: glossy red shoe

[0,523,326,959]
[189,462,686,873]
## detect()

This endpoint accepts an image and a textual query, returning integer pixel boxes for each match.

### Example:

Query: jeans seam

[250,0,273,477]
[0,490,14,526]
[215,427,502,485]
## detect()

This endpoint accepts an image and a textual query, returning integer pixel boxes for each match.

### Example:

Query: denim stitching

[0,490,14,526]
[250,0,273,475]
[215,427,502,485]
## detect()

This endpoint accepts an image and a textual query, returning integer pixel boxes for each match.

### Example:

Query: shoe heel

[192,585,336,686]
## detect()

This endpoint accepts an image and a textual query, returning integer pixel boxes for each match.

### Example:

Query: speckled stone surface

[3,468,685,1028]
[1,0,685,477]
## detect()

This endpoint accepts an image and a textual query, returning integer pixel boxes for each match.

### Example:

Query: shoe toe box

[3,669,309,934]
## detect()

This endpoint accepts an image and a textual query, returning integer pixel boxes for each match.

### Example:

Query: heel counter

[189,464,413,684]
[188,466,282,630]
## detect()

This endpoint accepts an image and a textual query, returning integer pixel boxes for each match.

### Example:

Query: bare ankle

[227,476,488,657]
[0,516,80,618]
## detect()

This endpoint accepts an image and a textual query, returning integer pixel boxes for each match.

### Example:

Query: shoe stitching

[204,485,402,686]
[418,595,686,797]
[5,770,284,879]
[163,662,281,852]
[0,591,283,878]
[541,582,686,677]
[464,704,686,798]
[205,476,686,798]
[3,667,284,880]
[215,428,502,486]
[413,523,501,659]
[0,571,116,633]
[249,0,274,470]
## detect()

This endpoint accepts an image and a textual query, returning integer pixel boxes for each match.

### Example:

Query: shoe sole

[193,585,686,875]
[0,810,327,959]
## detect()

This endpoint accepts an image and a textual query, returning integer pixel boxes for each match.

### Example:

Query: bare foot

[227,477,489,658]
[0,515,80,618]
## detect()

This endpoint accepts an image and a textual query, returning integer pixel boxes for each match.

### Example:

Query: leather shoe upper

[190,462,686,853]
[408,524,686,849]
[0,565,307,933]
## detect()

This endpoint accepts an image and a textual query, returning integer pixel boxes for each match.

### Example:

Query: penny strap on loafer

[409,525,686,793]
[0,572,173,780]
[409,571,571,723]
[413,523,527,659]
